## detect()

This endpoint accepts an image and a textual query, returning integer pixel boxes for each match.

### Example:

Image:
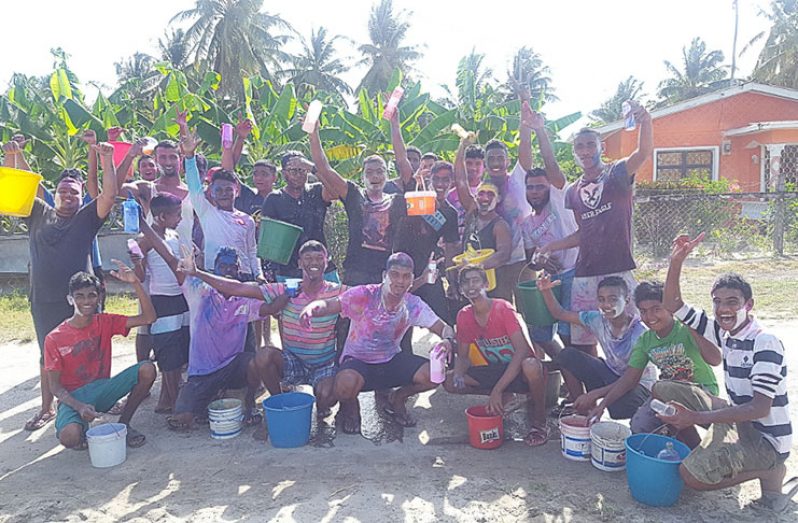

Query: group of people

[2,90,793,511]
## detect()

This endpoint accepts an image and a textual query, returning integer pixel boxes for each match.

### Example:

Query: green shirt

[628,320,719,395]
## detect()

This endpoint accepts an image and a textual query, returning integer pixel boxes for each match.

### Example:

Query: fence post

[773,169,785,256]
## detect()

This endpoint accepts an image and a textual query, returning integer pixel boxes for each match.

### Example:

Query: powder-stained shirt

[456,299,524,366]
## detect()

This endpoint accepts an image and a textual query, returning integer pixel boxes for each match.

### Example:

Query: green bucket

[258,218,303,265]
[517,279,561,327]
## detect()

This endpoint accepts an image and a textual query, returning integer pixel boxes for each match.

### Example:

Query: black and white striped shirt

[676,304,791,457]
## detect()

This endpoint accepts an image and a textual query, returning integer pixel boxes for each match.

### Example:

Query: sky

[0,0,775,129]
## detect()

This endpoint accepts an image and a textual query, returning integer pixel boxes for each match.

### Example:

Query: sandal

[525,425,550,447]
[381,399,417,428]
[751,477,798,513]
[166,416,192,432]
[24,410,55,431]
[242,411,263,427]
[126,427,146,448]
[106,398,127,416]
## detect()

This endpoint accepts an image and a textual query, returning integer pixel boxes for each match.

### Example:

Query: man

[13,141,118,432]
[235,160,276,216]
[444,265,549,446]
[537,274,653,420]
[540,100,653,347]
[261,151,339,281]
[658,234,795,511]
[45,265,156,449]
[301,253,455,434]
[447,144,485,237]
[588,281,721,434]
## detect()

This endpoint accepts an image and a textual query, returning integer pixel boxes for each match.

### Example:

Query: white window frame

[652,146,719,182]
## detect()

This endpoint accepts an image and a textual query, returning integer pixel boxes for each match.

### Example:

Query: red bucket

[465,405,504,449]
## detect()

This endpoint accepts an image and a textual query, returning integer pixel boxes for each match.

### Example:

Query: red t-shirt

[44,314,130,391]
[456,299,523,366]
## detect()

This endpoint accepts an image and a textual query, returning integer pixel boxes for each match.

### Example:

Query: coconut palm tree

[356,0,422,95]
[745,0,798,89]
[281,27,352,102]
[657,37,728,104]
[590,76,645,124]
[159,28,192,71]
[170,0,293,96]
[502,47,557,103]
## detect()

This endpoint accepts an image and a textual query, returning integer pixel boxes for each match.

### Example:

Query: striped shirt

[676,304,791,457]
[261,282,346,366]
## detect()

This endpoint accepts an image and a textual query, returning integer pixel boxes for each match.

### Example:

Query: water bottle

[123,198,140,234]
[221,123,234,149]
[302,100,323,133]
[382,86,405,120]
[285,278,301,298]
[127,238,143,258]
[656,441,681,462]
[650,399,677,417]
[622,101,636,131]
[426,260,437,285]
[429,343,447,384]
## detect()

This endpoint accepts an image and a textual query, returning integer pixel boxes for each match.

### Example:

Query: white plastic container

[302,101,323,133]
[208,399,243,440]
[86,423,127,468]
[590,421,631,472]
[559,415,591,461]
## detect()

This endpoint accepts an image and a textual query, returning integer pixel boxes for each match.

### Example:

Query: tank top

[146,229,182,296]
[462,213,500,253]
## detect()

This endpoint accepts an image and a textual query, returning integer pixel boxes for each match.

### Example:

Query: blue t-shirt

[43,189,102,269]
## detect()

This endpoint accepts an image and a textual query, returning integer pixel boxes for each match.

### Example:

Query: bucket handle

[633,423,672,453]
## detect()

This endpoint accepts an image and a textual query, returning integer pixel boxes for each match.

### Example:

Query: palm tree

[356,0,422,95]
[114,52,161,94]
[657,37,728,104]
[441,50,497,117]
[745,0,798,89]
[281,27,352,102]
[171,0,293,96]
[590,76,645,124]
[502,47,557,103]
[159,28,192,70]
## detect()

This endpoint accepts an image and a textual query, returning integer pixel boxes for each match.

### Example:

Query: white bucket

[559,415,591,461]
[86,423,127,468]
[590,421,631,472]
[208,399,243,440]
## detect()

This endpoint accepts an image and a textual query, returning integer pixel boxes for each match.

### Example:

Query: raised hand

[129,138,148,158]
[176,110,188,130]
[624,99,650,122]
[12,134,28,148]
[109,259,139,284]
[521,102,545,131]
[535,272,561,292]
[670,232,705,263]
[92,142,115,158]
[81,129,97,145]
[179,130,200,157]
[236,117,254,139]
[2,140,20,155]
[177,244,197,275]
[107,127,126,142]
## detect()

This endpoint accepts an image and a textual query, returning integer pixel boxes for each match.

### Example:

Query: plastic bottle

[650,399,677,417]
[141,137,158,156]
[622,101,636,131]
[656,441,681,461]
[123,198,140,234]
[426,260,437,284]
[429,343,447,384]
[285,278,301,298]
[382,86,405,121]
[221,123,234,149]
[302,100,323,133]
[127,238,143,258]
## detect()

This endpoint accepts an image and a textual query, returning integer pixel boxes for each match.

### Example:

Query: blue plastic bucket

[625,434,691,507]
[263,392,315,448]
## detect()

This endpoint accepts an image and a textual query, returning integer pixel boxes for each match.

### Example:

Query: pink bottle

[221,123,234,149]
[430,342,447,384]
[382,86,405,120]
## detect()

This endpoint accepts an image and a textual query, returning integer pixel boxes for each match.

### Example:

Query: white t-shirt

[521,183,579,271]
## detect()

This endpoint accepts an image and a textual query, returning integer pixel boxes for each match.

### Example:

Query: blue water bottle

[123,197,140,233]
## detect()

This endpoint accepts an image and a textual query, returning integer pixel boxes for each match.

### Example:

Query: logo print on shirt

[580,182,604,210]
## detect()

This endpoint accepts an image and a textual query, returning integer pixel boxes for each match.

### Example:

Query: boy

[45,264,156,450]
[537,274,653,420]
[588,281,721,433]
[657,234,795,511]
[444,265,549,446]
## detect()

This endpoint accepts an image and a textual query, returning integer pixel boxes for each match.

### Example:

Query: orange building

[594,82,798,192]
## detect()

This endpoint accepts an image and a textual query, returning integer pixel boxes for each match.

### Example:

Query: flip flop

[525,425,550,447]
[106,399,127,416]
[242,411,263,427]
[126,427,146,448]
[24,410,55,431]
[166,416,192,432]
[381,403,417,428]
[751,476,798,513]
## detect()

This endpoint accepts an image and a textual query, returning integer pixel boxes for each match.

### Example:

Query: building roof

[723,120,798,137]
[593,82,798,138]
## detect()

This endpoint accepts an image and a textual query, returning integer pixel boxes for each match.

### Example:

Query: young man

[540,101,653,347]
[45,265,157,450]
[261,151,339,281]
[447,144,485,237]
[657,234,794,510]
[129,194,190,414]
[301,253,455,434]
[537,274,653,420]
[445,265,549,446]
[15,141,118,432]
[235,160,276,217]
[588,281,721,433]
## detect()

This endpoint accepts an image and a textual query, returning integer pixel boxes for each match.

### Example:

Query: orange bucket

[405,190,436,216]
[465,405,504,449]
[0,167,43,217]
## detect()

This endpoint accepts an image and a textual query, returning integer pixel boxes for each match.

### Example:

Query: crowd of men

[1,92,794,511]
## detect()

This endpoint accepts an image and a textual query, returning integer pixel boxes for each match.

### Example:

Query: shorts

[276,270,340,284]
[529,268,575,343]
[490,260,525,303]
[55,362,145,437]
[174,352,254,417]
[570,271,637,345]
[31,300,75,363]
[630,380,713,434]
[652,381,782,484]
[150,295,190,373]
[466,364,528,394]
[339,351,427,391]
[282,350,337,388]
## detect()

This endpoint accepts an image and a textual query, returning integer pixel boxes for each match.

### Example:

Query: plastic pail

[86,423,127,468]
[559,415,591,461]
[263,392,315,448]
[405,190,436,216]
[208,398,243,440]
[109,141,132,166]
[517,280,561,327]
[590,421,631,472]
[465,405,504,449]
[258,218,303,264]
[452,249,497,291]
[625,434,691,507]
[0,167,43,217]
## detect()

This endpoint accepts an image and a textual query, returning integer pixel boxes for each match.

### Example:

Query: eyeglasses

[283,168,310,176]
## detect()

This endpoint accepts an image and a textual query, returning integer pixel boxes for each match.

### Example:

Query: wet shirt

[44,314,130,391]
[392,199,460,277]
[456,299,523,366]
[339,284,440,364]
[489,162,531,265]
[565,161,635,277]
[521,184,578,271]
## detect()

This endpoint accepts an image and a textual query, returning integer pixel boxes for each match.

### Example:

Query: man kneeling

[444,265,549,446]
[46,265,157,449]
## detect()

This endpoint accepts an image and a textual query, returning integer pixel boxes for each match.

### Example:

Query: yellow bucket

[452,248,496,291]
[0,167,43,217]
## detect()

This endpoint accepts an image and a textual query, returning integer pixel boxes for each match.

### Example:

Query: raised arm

[308,122,348,199]
[181,131,212,216]
[523,106,565,189]
[664,233,705,313]
[232,118,253,168]
[537,273,582,325]
[454,137,477,214]
[108,259,156,328]
[389,109,414,190]
[517,100,534,173]
[81,130,100,198]
[623,101,653,175]
[193,269,266,300]
[115,138,146,193]
[94,142,118,219]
